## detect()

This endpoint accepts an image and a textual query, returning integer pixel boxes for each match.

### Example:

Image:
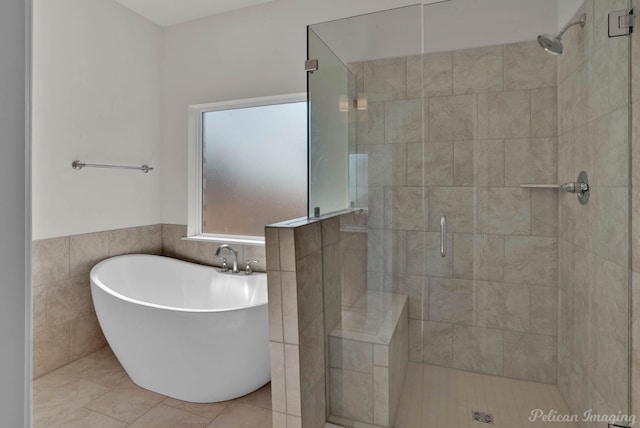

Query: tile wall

[264,212,371,428]
[32,225,162,378]
[265,219,326,428]
[161,224,267,273]
[32,223,266,379]
[320,212,410,427]
[350,38,559,383]
[319,212,368,333]
[328,292,408,427]
[557,0,632,426]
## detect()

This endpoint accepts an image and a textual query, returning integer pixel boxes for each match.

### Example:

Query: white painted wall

[160,0,561,224]
[558,0,585,30]
[33,0,162,240]
[0,0,30,425]
[160,0,441,225]
[422,0,558,54]
[112,0,277,26]
[314,0,558,62]
[32,0,575,235]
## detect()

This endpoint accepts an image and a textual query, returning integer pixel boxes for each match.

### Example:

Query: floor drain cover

[472,410,494,424]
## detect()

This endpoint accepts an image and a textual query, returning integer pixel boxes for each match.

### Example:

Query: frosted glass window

[202,101,307,239]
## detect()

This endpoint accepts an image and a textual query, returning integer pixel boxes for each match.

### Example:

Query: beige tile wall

[557,0,632,426]
[265,213,370,428]
[32,225,162,378]
[161,224,267,273]
[266,219,326,428]
[33,223,267,379]
[327,292,408,428]
[353,38,559,383]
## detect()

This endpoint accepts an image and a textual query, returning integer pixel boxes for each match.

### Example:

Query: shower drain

[472,410,494,424]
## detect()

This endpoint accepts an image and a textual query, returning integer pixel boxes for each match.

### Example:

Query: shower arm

[558,13,587,37]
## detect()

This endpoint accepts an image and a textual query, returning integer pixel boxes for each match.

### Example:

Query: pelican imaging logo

[528,409,636,426]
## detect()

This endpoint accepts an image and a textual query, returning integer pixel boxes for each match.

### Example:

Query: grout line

[125,401,159,426]
[83,405,132,425]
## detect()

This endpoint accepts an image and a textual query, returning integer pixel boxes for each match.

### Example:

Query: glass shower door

[417,0,632,427]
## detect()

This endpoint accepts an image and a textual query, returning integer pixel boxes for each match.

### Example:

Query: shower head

[537,13,586,55]
[537,33,564,55]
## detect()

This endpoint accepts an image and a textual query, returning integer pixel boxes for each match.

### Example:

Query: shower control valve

[565,171,590,205]
[560,181,590,194]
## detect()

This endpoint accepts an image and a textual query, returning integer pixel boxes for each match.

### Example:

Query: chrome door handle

[440,216,446,257]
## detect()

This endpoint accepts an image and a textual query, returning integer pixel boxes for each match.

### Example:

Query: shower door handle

[440,216,446,257]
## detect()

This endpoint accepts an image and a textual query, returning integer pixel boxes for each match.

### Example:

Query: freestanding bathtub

[90,254,270,403]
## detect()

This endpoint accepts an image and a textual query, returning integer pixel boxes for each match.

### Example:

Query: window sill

[182,234,265,246]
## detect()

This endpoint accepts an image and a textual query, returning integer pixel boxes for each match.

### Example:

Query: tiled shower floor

[395,363,578,428]
[33,346,272,428]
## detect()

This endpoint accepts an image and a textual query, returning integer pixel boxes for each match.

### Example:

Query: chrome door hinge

[305,59,318,73]
[609,9,634,37]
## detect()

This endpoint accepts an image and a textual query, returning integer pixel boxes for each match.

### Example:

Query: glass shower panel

[309,5,425,428]
[307,29,353,218]
[555,1,631,427]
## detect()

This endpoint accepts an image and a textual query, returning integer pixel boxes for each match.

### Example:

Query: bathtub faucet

[215,244,240,273]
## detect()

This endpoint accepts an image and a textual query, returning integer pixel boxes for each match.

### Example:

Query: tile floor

[395,363,578,428]
[35,346,581,428]
[33,346,273,428]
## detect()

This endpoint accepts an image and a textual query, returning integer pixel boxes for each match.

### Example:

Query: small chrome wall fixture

[609,9,634,37]
[305,59,318,73]
[520,171,590,205]
[72,160,154,173]
[563,171,590,205]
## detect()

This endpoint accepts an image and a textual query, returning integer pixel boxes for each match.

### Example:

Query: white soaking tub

[90,254,270,403]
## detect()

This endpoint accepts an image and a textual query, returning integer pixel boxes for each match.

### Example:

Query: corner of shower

[306,1,634,427]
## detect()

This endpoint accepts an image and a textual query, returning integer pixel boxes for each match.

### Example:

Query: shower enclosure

[307,0,632,427]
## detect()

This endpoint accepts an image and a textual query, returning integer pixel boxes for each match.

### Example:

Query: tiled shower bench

[328,292,408,428]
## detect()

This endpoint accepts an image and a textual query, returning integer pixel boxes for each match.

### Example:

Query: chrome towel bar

[71,160,154,173]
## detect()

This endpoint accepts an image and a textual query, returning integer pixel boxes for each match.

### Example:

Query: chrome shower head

[537,13,586,55]
[537,33,563,55]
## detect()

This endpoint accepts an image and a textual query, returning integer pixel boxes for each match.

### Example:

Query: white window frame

[186,92,307,245]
